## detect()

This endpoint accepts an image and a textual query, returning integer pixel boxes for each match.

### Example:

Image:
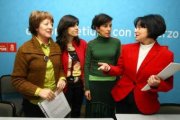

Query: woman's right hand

[98,62,111,72]
[85,90,91,100]
[38,88,56,101]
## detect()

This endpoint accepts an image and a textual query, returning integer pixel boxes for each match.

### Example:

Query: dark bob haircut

[91,13,112,30]
[134,14,166,40]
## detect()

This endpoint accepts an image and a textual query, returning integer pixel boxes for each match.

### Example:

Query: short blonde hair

[28,11,54,35]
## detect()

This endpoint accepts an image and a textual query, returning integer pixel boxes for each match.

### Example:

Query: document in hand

[141,62,180,91]
[38,92,71,118]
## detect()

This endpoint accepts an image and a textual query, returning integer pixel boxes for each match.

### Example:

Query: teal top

[84,35,121,90]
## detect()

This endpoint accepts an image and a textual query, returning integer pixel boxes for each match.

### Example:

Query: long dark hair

[56,15,80,51]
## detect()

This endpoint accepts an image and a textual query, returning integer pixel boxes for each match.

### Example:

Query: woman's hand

[98,62,110,72]
[38,88,55,101]
[56,79,66,93]
[147,75,161,88]
[85,90,91,100]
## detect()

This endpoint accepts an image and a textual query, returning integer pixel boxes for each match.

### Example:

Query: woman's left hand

[147,75,161,87]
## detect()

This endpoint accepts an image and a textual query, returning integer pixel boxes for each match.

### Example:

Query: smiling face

[67,23,79,37]
[36,18,53,41]
[96,21,112,38]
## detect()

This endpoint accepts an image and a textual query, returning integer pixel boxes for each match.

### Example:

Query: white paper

[141,62,180,91]
[38,92,71,118]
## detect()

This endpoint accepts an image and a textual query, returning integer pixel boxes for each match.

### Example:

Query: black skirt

[85,81,116,118]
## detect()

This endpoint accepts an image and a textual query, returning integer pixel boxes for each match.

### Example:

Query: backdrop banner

[0,0,179,103]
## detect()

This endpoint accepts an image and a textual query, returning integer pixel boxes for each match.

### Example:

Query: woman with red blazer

[56,15,87,117]
[98,14,174,114]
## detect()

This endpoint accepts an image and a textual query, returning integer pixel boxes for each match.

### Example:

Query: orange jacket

[11,37,65,100]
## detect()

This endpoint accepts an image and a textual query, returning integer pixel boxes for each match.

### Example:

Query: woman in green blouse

[84,13,121,118]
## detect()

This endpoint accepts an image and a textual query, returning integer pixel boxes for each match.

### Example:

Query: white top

[137,42,155,71]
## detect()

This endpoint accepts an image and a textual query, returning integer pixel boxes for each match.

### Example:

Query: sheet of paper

[141,62,180,91]
[38,92,71,118]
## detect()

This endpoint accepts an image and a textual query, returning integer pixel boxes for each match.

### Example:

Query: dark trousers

[65,81,84,118]
[116,91,141,114]
[22,98,45,117]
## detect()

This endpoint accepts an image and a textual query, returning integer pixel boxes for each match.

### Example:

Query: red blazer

[61,39,87,83]
[109,42,174,114]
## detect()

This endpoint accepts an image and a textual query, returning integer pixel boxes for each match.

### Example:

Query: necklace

[67,44,75,51]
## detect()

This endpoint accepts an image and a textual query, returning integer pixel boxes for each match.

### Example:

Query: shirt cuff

[59,77,66,81]
[34,88,42,96]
